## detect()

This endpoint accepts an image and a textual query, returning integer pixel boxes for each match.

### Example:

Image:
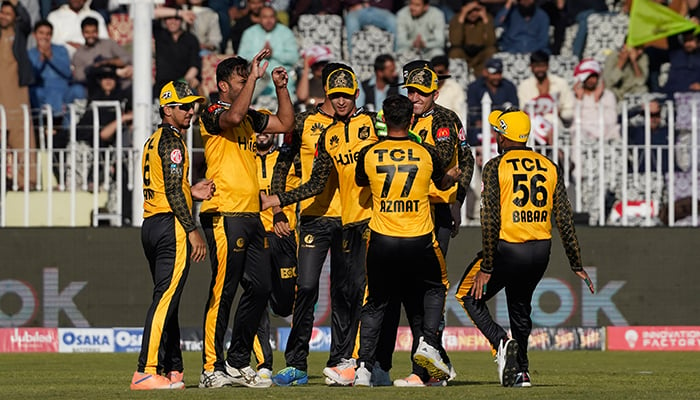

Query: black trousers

[138,213,191,375]
[358,231,447,372]
[455,240,550,372]
[284,216,344,371]
[200,214,272,371]
[254,232,298,370]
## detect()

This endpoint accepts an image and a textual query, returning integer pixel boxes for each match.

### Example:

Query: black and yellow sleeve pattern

[277,129,334,207]
[271,111,306,194]
[159,129,196,232]
[552,166,583,272]
[480,155,503,274]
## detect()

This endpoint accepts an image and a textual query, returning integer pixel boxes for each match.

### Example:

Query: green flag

[627,0,700,47]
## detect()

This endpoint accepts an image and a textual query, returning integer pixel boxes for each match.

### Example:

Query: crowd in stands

[2,0,700,224]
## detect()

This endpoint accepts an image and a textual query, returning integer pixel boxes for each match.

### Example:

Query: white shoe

[353,362,371,387]
[496,338,519,387]
[257,368,273,381]
[198,370,233,388]
[322,358,356,386]
[370,361,392,387]
[225,363,272,388]
[448,364,457,381]
[413,336,450,380]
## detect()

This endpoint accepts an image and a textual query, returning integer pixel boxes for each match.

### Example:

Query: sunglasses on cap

[168,103,195,112]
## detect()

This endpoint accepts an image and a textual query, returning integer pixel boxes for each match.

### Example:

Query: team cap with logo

[488,109,531,143]
[400,60,439,93]
[159,80,205,107]
[325,68,358,96]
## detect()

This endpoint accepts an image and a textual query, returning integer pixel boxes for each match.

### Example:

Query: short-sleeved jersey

[480,146,583,274]
[256,147,300,232]
[199,102,269,214]
[356,137,445,237]
[410,104,474,204]
[272,106,341,218]
[278,109,378,226]
[142,124,195,231]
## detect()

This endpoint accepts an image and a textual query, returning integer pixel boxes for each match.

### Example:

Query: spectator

[28,19,84,148]
[467,57,519,144]
[431,55,467,127]
[238,5,298,99]
[344,0,398,57]
[207,0,233,52]
[664,30,700,95]
[0,0,36,189]
[188,0,222,56]
[573,58,619,141]
[603,41,649,104]
[517,50,574,145]
[495,0,549,54]
[357,53,400,111]
[19,0,39,27]
[448,0,497,76]
[72,16,132,97]
[289,0,341,28]
[47,0,108,56]
[228,0,263,54]
[396,0,446,59]
[629,100,671,173]
[572,58,620,225]
[565,0,608,59]
[153,11,201,98]
[296,44,333,109]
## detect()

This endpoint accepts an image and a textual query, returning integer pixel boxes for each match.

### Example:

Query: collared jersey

[199,102,269,214]
[142,124,195,231]
[272,106,341,218]
[357,137,445,237]
[410,104,473,204]
[256,147,300,232]
[480,146,583,274]
[278,109,378,225]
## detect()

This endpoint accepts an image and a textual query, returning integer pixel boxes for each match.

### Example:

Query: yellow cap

[488,109,530,143]
[403,67,438,93]
[325,68,358,96]
[159,80,205,107]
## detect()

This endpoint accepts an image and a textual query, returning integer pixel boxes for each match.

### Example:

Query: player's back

[363,138,436,237]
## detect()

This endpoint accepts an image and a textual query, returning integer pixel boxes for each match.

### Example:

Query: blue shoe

[272,367,308,386]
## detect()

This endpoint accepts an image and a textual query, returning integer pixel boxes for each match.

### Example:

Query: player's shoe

[257,368,272,380]
[370,362,392,387]
[166,371,184,385]
[497,338,519,387]
[413,336,450,380]
[271,367,308,386]
[323,358,356,386]
[513,371,532,387]
[353,362,371,387]
[225,363,272,388]
[130,371,185,390]
[198,370,233,388]
[448,364,457,381]
[425,377,447,387]
[393,373,425,387]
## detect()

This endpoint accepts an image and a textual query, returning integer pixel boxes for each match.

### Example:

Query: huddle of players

[133,46,594,391]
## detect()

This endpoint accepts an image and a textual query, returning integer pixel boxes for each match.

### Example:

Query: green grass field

[1,351,699,400]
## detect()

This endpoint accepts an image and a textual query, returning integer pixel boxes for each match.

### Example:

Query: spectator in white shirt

[47,0,108,56]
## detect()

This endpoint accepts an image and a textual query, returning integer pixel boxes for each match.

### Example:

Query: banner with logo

[277,327,331,352]
[607,326,700,351]
[58,328,114,352]
[0,328,58,352]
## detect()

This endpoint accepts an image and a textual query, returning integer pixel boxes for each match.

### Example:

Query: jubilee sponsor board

[0,327,58,352]
[58,328,114,353]
[607,326,700,351]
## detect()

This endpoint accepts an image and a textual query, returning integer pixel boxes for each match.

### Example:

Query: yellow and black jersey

[142,123,195,232]
[480,146,583,273]
[199,101,269,214]
[278,109,378,225]
[271,106,341,218]
[256,146,300,232]
[356,137,446,237]
[411,104,474,204]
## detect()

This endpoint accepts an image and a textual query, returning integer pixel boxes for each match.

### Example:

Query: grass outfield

[1,351,699,399]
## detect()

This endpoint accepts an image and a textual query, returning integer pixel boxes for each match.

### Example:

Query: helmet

[488,109,530,143]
